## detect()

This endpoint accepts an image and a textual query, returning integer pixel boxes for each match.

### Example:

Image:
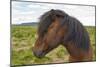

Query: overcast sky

[12,1,95,26]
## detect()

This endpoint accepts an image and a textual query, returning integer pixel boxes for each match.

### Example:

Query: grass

[11,25,96,66]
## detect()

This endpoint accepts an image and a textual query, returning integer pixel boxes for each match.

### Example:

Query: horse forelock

[38,9,68,37]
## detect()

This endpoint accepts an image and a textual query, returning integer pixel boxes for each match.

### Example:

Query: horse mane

[38,9,90,50]
[63,16,90,50]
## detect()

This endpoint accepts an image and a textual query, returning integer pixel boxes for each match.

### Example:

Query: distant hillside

[12,22,38,26]
[12,22,95,28]
[20,22,38,26]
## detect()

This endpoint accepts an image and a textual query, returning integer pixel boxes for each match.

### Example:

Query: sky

[12,1,95,26]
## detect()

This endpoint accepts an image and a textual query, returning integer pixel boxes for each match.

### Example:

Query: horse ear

[51,9,55,12]
[50,9,56,21]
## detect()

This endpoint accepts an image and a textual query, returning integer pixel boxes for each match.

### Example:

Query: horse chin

[33,51,46,58]
[35,54,45,58]
[33,47,53,58]
[38,53,46,58]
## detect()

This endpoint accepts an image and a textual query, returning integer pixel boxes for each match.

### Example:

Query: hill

[12,22,38,26]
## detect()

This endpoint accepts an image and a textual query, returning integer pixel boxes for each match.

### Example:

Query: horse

[33,9,93,62]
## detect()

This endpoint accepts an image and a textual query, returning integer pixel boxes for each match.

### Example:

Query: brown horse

[33,9,93,62]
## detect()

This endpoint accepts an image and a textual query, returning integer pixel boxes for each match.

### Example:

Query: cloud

[12,1,95,26]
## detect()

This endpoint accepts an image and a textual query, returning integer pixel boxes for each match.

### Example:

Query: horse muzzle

[33,50,45,58]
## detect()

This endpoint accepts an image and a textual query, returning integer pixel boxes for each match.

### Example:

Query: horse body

[33,9,93,62]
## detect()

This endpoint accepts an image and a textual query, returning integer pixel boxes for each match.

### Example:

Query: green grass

[11,25,96,66]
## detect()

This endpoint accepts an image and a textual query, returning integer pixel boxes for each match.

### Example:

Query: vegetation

[11,25,96,66]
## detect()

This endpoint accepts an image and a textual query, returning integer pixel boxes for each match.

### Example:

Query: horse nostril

[33,50,44,58]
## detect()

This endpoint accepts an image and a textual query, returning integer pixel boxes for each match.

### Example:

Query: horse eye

[51,17,55,22]
[44,30,48,33]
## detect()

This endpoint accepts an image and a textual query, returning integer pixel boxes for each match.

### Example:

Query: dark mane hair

[63,16,90,50]
[38,9,90,50]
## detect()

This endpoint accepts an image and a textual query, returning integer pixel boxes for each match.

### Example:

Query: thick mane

[63,16,90,50]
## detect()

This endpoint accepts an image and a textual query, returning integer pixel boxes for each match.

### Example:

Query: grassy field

[11,25,96,66]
